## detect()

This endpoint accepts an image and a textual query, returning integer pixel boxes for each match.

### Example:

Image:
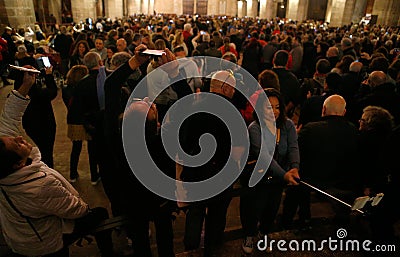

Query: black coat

[53,33,73,59]
[298,116,359,190]
[355,83,400,125]
[71,70,100,131]
[272,67,301,107]
[357,129,389,192]
[22,74,57,136]
[104,62,192,212]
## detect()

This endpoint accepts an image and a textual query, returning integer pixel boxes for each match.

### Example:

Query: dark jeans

[184,190,232,257]
[70,140,98,181]
[281,184,311,228]
[240,183,284,236]
[13,207,113,257]
[60,58,69,78]
[125,204,175,257]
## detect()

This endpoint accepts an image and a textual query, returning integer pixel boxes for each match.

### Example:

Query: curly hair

[361,106,394,132]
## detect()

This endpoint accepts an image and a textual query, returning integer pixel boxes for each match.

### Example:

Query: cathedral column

[373,0,400,26]
[141,0,149,14]
[246,0,258,17]
[219,0,227,15]
[326,0,347,27]
[48,0,62,25]
[174,0,183,15]
[237,0,246,17]
[207,0,219,15]
[342,0,356,25]
[104,0,123,19]
[0,0,36,30]
[259,0,267,18]
[127,0,142,14]
[71,0,97,22]
[351,0,368,23]
[287,0,308,22]
[225,0,238,16]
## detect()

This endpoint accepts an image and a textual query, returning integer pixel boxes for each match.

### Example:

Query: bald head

[349,61,363,73]
[327,47,339,57]
[116,38,127,52]
[210,70,236,99]
[322,95,346,117]
[369,71,386,88]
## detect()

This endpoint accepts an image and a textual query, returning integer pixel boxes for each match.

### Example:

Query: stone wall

[351,0,367,23]
[287,0,309,22]
[326,0,346,27]
[71,0,97,22]
[342,0,356,25]
[105,0,123,18]
[0,0,36,30]
[3,0,400,32]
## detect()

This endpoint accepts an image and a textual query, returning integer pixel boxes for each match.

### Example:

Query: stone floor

[0,82,399,257]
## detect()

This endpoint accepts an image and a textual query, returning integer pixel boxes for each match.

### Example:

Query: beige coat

[0,90,89,256]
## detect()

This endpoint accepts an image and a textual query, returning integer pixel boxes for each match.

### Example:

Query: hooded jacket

[0,90,89,256]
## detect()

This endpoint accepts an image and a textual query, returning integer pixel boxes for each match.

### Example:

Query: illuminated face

[78,43,86,55]
[264,96,280,122]
[1,136,32,161]
[116,40,126,52]
[107,49,114,59]
[95,39,104,51]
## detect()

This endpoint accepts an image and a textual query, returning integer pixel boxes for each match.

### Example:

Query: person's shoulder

[248,121,260,131]
[284,118,296,128]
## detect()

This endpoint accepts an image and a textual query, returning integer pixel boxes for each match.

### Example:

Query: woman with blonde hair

[171,31,188,56]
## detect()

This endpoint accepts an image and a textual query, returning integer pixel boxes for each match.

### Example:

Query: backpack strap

[1,187,43,242]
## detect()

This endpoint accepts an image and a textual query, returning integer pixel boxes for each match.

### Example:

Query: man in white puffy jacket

[0,68,113,256]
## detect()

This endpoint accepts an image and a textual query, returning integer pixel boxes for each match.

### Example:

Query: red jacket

[0,37,8,61]
[218,45,239,58]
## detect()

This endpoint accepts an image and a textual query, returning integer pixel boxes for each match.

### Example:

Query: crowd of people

[0,13,400,257]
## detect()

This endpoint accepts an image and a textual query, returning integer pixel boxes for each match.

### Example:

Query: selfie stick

[296,179,364,214]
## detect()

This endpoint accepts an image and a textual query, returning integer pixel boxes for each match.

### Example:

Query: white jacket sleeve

[0,90,30,138]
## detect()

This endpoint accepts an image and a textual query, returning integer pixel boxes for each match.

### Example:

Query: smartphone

[139,49,165,57]
[42,56,51,68]
[200,31,206,35]
[36,57,50,69]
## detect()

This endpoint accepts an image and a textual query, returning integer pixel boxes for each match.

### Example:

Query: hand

[159,48,179,78]
[22,65,37,86]
[129,44,150,70]
[284,168,300,185]
[360,52,371,60]
[45,66,53,75]
[18,65,37,97]
[296,124,303,134]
